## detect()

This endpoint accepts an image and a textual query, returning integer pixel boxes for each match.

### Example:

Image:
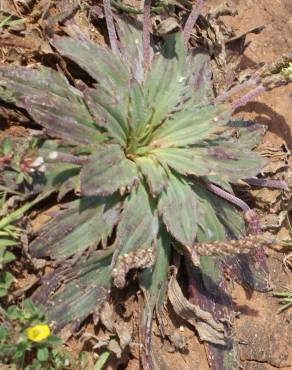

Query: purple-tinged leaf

[135,156,168,196]
[57,176,78,200]
[224,251,270,292]
[80,144,139,196]
[209,190,246,238]
[196,143,267,181]
[32,250,113,332]
[0,66,104,145]
[0,66,78,99]
[84,86,128,145]
[34,162,80,191]
[52,37,130,99]
[226,121,267,150]
[143,33,186,126]
[195,187,226,242]
[139,230,171,369]
[158,173,199,246]
[113,184,159,259]
[150,104,228,148]
[115,16,145,83]
[30,197,120,260]
[187,260,239,370]
[127,80,148,134]
[186,50,213,105]
[153,147,211,176]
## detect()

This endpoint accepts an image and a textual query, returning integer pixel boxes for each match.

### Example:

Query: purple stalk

[103,0,118,54]
[206,183,261,234]
[215,78,258,103]
[231,85,266,111]
[143,0,151,73]
[140,316,155,370]
[206,183,250,212]
[243,178,289,190]
[183,0,205,45]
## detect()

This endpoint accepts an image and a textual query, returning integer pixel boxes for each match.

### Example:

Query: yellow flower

[26,324,51,342]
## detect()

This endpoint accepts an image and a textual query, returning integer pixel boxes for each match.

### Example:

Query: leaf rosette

[0,17,268,337]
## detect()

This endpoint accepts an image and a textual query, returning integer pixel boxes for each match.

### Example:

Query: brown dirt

[210,0,292,150]
[204,1,292,369]
[0,0,291,369]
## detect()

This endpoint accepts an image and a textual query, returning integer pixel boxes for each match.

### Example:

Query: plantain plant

[0,2,291,368]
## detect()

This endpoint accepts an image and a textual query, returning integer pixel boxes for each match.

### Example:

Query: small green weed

[0,14,26,29]
[273,290,292,313]
[282,216,292,247]
[0,137,39,186]
[0,187,21,298]
[93,351,110,370]
[0,299,70,369]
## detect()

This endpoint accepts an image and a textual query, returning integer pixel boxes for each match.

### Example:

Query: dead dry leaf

[168,269,226,346]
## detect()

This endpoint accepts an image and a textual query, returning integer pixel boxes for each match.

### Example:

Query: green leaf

[163,142,266,180]
[151,104,228,148]
[52,37,130,100]
[158,173,199,246]
[185,50,213,106]
[127,80,148,134]
[192,144,266,181]
[57,175,79,200]
[0,325,9,340]
[46,251,112,332]
[199,257,222,286]
[34,163,80,191]
[2,250,16,265]
[6,305,21,320]
[115,16,144,83]
[0,66,105,146]
[210,192,246,238]
[37,348,49,362]
[29,197,120,260]
[152,123,265,182]
[35,143,81,191]
[0,239,19,248]
[139,229,171,367]
[194,186,226,242]
[226,121,267,150]
[140,228,171,311]
[152,147,209,176]
[135,156,168,196]
[84,86,128,145]
[0,271,14,297]
[143,33,186,126]
[115,184,159,256]
[16,172,24,185]
[80,145,139,197]
[93,351,110,370]
[2,137,13,156]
